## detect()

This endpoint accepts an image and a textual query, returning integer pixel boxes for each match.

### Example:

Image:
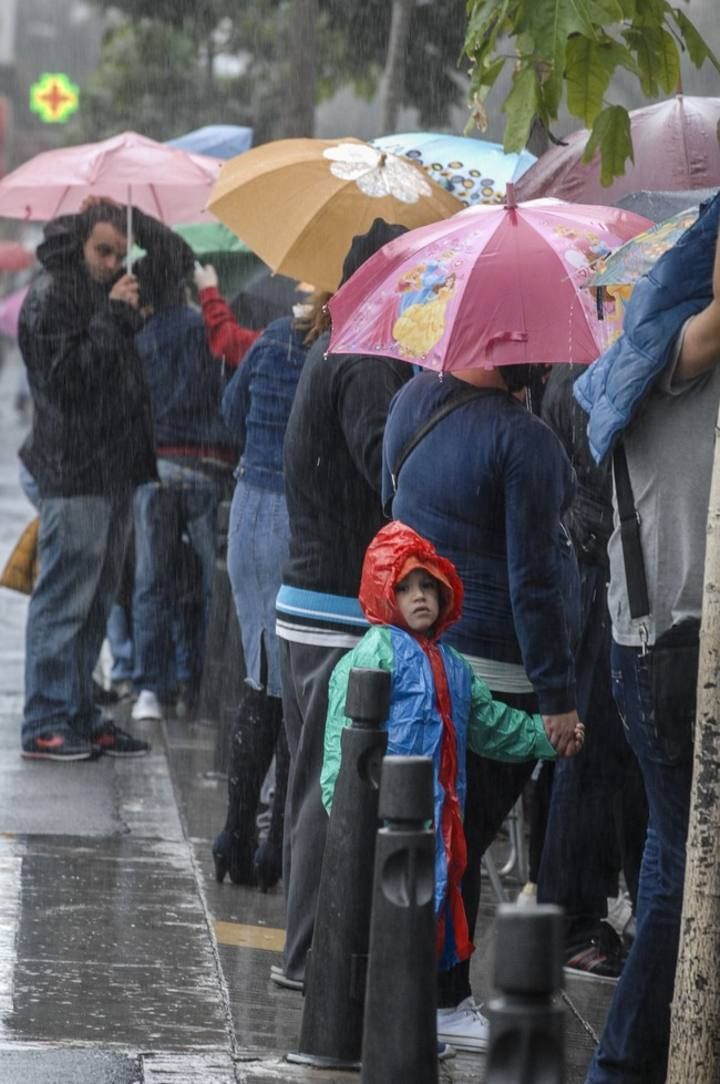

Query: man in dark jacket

[537,364,646,978]
[274,219,410,989]
[19,198,192,760]
[130,280,237,721]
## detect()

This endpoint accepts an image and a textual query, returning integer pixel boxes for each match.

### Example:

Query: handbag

[613,444,699,758]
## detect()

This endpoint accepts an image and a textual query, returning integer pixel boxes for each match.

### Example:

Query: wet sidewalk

[0,350,612,1082]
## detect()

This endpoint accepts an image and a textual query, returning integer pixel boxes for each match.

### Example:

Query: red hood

[359,521,463,640]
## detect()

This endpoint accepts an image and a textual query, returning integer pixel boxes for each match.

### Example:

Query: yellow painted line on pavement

[214,920,285,951]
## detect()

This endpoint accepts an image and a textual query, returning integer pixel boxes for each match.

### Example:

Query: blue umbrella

[372,132,536,206]
[167,125,253,160]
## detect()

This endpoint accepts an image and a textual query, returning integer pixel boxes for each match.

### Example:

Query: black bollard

[486,903,565,1084]
[360,756,437,1084]
[287,667,391,1069]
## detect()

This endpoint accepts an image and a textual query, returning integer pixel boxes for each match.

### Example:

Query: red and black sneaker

[22,730,98,761]
[564,921,626,984]
[91,721,151,758]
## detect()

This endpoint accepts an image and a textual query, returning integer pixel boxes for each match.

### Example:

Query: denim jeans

[106,602,134,681]
[227,478,289,698]
[23,493,133,743]
[585,640,694,1084]
[132,458,222,698]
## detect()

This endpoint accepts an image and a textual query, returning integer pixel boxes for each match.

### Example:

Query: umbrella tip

[505,182,517,209]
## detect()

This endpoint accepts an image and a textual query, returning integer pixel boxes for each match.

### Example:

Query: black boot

[254,703,288,892]
[211,685,278,885]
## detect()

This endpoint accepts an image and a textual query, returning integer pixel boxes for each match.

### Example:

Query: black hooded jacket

[19,208,193,497]
[282,219,411,596]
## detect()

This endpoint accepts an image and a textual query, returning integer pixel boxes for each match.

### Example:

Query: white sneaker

[606,890,636,942]
[437,996,490,1052]
[131,689,163,721]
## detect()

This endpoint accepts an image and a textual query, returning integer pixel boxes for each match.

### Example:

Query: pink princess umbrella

[327,189,651,372]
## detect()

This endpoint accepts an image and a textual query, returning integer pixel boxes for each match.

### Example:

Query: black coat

[541,363,613,568]
[19,209,193,497]
[282,331,410,597]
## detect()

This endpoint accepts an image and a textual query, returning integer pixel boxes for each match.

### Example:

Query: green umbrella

[175,221,264,299]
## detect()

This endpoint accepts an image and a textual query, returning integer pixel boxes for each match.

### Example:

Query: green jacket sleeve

[456,652,556,763]
[320,626,395,814]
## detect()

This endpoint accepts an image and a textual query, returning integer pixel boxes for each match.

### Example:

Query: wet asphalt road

[0,349,612,1082]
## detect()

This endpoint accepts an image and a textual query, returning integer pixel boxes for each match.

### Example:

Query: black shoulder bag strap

[612,442,650,622]
[385,385,491,516]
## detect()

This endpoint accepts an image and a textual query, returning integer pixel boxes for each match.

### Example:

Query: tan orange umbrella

[207,137,462,292]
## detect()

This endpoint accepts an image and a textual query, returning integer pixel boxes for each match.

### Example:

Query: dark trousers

[279,637,350,981]
[537,563,647,922]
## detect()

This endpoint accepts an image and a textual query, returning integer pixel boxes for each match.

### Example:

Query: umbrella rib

[50,186,72,220]
[147,184,165,224]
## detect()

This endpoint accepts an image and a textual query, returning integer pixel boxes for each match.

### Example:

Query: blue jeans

[227,479,289,698]
[106,602,134,681]
[585,641,694,1084]
[23,493,133,743]
[132,459,222,698]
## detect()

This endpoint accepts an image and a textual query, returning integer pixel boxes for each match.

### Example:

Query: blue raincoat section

[321,624,472,956]
[574,191,720,464]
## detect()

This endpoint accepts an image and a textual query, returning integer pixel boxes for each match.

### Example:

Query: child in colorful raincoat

[321,521,583,973]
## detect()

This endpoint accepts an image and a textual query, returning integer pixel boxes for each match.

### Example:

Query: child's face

[395,568,441,633]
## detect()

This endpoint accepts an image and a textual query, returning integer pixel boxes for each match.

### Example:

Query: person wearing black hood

[18,197,193,761]
[273,219,411,989]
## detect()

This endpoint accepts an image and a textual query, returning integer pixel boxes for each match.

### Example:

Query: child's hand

[566,722,585,757]
[542,710,581,756]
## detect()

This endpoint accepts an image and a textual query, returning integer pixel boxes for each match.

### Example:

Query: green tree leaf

[671,9,720,72]
[502,65,541,152]
[582,103,634,185]
[566,37,614,124]
[622,27,660,96]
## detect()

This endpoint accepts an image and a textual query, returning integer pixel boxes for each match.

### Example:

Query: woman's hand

[194,262,219,291]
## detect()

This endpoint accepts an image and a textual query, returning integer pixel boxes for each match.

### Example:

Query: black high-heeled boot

[211,684,277,885]
[254,705,288,891]
[213,829,257,885]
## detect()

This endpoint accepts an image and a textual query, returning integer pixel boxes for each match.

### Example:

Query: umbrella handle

[126,186,133,273]
[487,331,528,349]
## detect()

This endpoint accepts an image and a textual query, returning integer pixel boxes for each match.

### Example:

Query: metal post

[361,755,437,1084]
[287,667,390,1069]
[486,903,565,1083]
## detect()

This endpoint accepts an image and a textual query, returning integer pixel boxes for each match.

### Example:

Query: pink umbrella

[515,96,720,204]
[0,286,28,338]
[327,191,651,371]
[0,241,34,272]
[0,130,222,225]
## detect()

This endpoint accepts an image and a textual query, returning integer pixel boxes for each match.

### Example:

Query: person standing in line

[129,268,242,722]
[576,195,720,1084]
[322,521,583,993]
[207,279,328,890]
[273,219,411,990]
[537,362,647,980]
[18,197,189,760]
[382,361,581,1049]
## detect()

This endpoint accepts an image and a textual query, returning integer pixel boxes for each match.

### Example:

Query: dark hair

[498,363,534,393]
[76,202,128,244]
[293,289,333,346]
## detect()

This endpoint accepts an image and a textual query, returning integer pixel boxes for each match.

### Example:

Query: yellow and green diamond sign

[30,73,80,124]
